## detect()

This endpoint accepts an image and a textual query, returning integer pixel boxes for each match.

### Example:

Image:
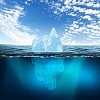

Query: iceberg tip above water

[32,28,63,52]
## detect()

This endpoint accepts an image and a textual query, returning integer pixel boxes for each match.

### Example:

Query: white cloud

[38,0,100,19]
[25,0,33,5]
[0,0,5,5]
[61,20,100,45]
[0,4,37,45]
[82,15,92,21]
[38,0,100,44]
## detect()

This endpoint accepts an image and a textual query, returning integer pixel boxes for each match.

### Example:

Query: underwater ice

[32,58,64,90]
[32,28,63,52]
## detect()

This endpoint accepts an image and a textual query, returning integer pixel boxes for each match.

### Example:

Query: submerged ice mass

[32,58,64,90]
[32,28,63,52]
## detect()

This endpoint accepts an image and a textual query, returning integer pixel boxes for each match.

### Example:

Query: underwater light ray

[7,58,25,83]
[57,58,85,95]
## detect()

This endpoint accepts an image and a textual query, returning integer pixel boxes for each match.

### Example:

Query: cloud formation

[39,0,100,45]
[0,0,37,45]
[1,0,100,45]
[0,0,5,4]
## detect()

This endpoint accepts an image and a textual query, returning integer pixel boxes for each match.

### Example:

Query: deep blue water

[0,57,100,100]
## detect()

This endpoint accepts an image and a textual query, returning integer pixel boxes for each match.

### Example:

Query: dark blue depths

[0,57,100,100]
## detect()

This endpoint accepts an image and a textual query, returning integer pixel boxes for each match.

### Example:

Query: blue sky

[0,0,100,45]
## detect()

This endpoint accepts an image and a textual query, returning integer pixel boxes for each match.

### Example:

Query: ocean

[0,44,100,57]
[0,44,100,100]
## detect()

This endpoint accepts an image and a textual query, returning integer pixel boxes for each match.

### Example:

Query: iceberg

[31,28,64,90]
[32,57,64,90]
[32,28,63,52]
[32,39,45,52]
[47,28,63,52]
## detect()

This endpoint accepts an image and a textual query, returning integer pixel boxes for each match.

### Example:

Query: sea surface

[0,44,100,57]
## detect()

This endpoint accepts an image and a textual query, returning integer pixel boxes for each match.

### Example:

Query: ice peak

[50,28,59,38]
[32,28,63,52]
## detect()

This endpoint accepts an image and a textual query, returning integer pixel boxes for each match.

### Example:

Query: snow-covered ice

[32,28,63,52]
